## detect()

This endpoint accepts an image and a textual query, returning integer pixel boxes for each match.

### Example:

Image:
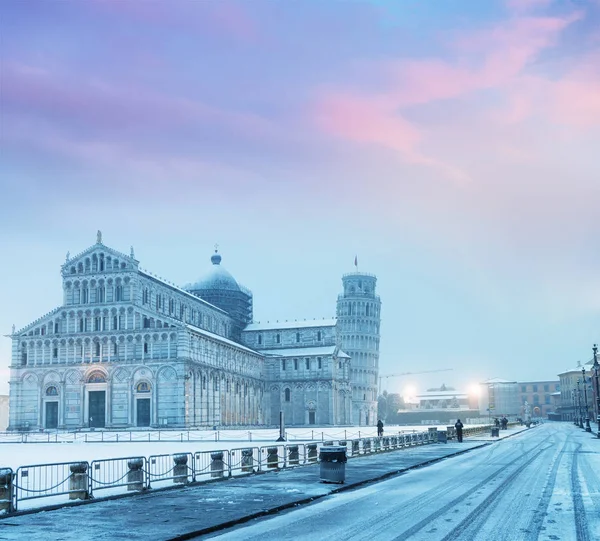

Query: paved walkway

[0,427,529,541]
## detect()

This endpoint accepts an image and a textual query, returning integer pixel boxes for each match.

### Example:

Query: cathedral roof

[244,318,337,332]
[187,249,242,293]
[257,345,349,358]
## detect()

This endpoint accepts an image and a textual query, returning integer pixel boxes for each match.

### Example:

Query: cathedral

[7,233,381,430]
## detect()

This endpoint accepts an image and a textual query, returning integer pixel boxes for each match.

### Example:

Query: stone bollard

[69,462,89,500]
[382,437,389,450]
[127,458,144,491]
[288,445,299,466]
[267,447,279,469]
[173,454,189,484]
[0,469,13,512]
[363,439,371,453]
[446,427,455,440]
[428,427,438,443]
[307,443,318,463]
[241,449,254,473]
[374,438,381,452]
[351,440,360,456]
[210,452,225,478]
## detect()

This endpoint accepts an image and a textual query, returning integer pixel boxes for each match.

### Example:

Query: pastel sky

[2,0,600,396]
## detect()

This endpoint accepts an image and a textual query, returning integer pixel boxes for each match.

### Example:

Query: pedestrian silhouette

[455,419,464,442]
[377,419,384,437]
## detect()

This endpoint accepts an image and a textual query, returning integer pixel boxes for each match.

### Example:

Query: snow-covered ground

[206,423,597,541]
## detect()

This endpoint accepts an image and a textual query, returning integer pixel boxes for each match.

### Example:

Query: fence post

[266,447,279,469]
[307,443,318,463]
[173,454,189,484]
[242,449,254,473]
[288,445,299,466]
[126,459,145,491]
[69,462,89,500]
[0,469,13,513]
[210,452,225,478]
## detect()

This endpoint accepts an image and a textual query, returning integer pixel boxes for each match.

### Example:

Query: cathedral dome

[188,249,241,293]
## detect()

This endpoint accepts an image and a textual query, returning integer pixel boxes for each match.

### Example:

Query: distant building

[395,385,480,425]
[6,234,381,430]
[557,362,593,422]
[478,379,520,418]
[517,380,560,418]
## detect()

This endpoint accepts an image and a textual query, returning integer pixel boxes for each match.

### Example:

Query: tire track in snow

[523,438,569,538]
[571,443,590,541]
[392,440,551,541]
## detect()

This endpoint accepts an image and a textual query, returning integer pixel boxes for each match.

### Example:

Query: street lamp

[593,344,600,438]
[573,389,578,425]
[583,366,592,432]
[577,379,583,428]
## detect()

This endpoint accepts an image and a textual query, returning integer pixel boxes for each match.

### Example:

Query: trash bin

[319,446,347,484]
[491,427,499,437]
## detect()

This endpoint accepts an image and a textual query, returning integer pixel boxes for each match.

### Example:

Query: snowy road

[207,424,600,541]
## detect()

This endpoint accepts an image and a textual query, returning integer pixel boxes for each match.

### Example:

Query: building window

[296,332,300,343]
[21,351,27,366]
[79,318,84,332]
[282,360,286,371]
[82,288,89,304]
[113,316,118,330]
[143,317,150,329]
[533,385,538,392]
[294,359,298,370]
[113,342,118,355]
[339,361,342,369]
[545,395,551,404]
[305,358,310,370]
[46,386,59,396]
[521,385,526,392]
[54,322,59,333]
[144,343,149,354]
[258,334,262,345]
[94,317,101,331]
[143,288,149,304]
[115,286,123,301]
[53,347,58,358]
[544,384,549,392]
[318,357,322,369]
[95,342,101,356]
[276,333,280,344]
[284,388,291,402]
[317,331,322,341]
[98,287,105,303]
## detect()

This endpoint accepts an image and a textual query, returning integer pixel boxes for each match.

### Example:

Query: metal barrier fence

[2,426,502,515]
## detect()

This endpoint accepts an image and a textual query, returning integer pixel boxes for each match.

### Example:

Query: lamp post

[577,379,583,428]
[593,344,600,438]
[583,366,592,432]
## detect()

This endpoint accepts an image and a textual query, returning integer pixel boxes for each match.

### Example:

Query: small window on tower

[258,334,262,345]
[294,359,298,370]
[276,333,281,344]
[317,357,322,369]
[296,332,300,343]
[317,331,322,341]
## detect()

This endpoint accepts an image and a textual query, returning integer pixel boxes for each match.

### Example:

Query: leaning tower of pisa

[336,270,382,426]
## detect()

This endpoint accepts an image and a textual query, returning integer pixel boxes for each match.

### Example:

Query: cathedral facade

[7,234,381,430]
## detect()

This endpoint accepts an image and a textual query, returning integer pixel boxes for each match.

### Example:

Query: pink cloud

[312,5,584,180]
[505,0,553,15]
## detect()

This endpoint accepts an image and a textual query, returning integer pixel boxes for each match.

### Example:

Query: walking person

[377,419,384,438]
[454,418,464,442]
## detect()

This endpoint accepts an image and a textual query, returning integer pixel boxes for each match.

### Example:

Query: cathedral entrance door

[308,411,316,425]
[89,391,106,428]
[45,402,58,429]
[137,398,151,427]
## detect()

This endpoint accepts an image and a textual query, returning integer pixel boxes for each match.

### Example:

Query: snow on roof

[257,345,343,358]
[481,378,517,384]
[244,318,337,332]
[186,324,261,356]
[416,391,468,398]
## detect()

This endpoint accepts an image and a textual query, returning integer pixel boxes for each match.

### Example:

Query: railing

[0,425,508,515]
